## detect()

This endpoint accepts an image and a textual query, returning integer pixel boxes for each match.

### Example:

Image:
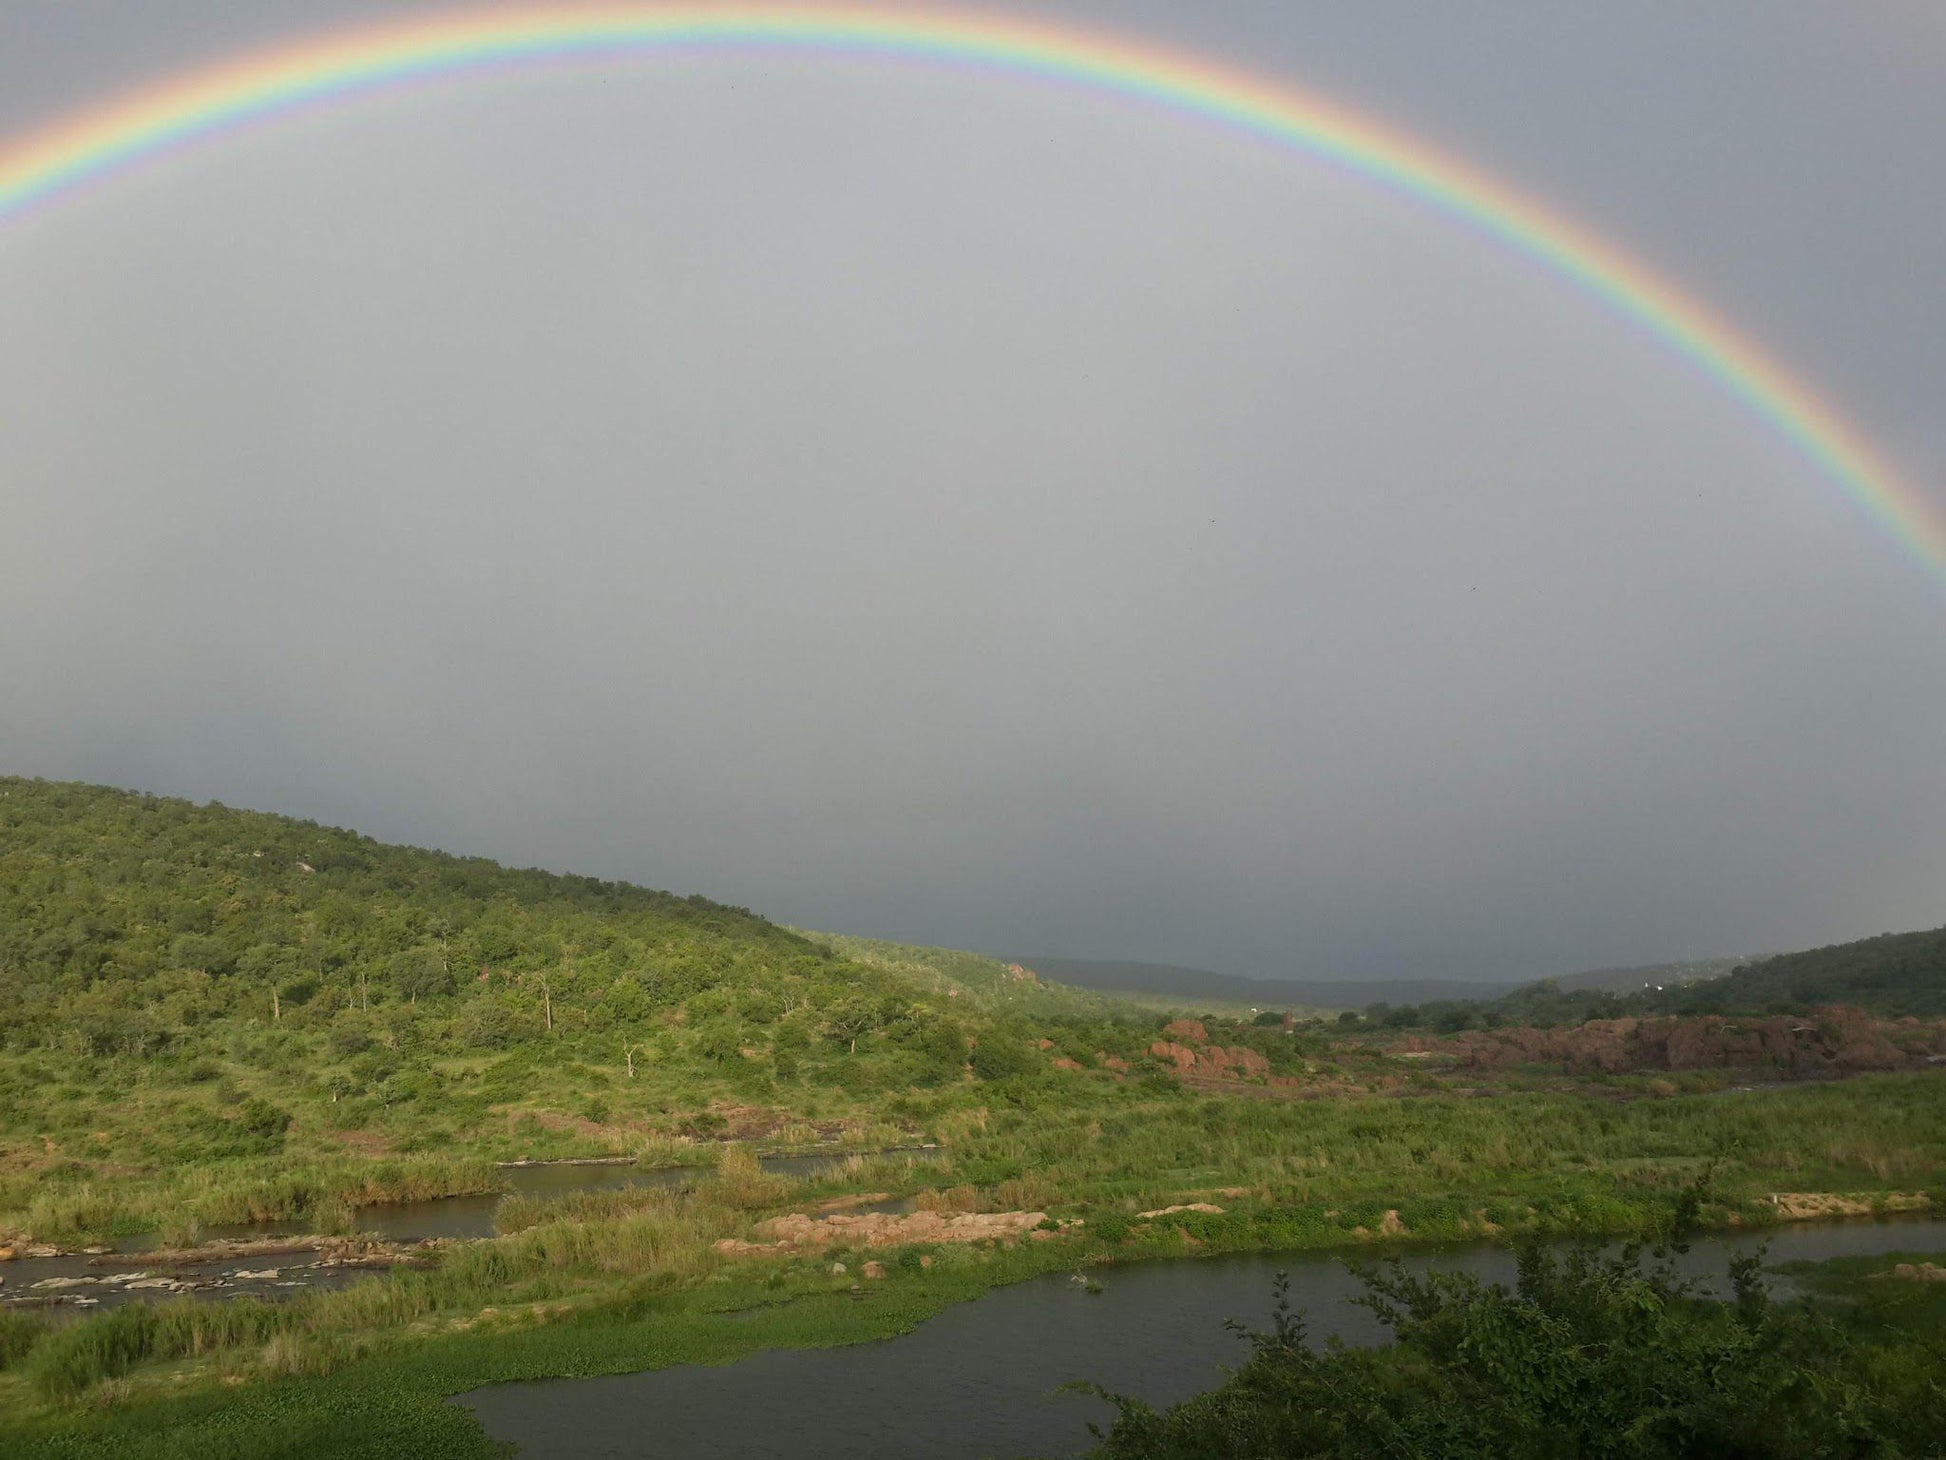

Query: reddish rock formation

[1163,1019,1209,1044]
[1441,1009,1944,1078]
[1204,1045,1270,1077]
[1150,1040,1199,1073]
[1150,1038,1271,1081]
[1050,1057,1084,1071]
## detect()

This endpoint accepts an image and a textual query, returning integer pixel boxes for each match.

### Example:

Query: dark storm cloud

[2,1,1942,981]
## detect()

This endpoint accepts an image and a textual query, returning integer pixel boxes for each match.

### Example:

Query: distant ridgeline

[1007,958,1522,1011]
[1500,928,1946,1024]
[1020,938,1942,1026]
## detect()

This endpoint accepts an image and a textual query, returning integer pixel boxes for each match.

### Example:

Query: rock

[1201,1045,1269,1079]
[1882,1263,1946,1283]
[918,1254,934,1268]
[232,1269,281,1281]
[1050,1057,1084,1072]
[1136,1203,1225,1219]
[861,1261,886,1280]
[830,1261,847,1275]
[1149,1041,1199,1073]
[1163,1019,1209,1044]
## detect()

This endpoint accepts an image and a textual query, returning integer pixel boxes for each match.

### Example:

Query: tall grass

[1,1154,502,1244]
[23,1300,288,1400]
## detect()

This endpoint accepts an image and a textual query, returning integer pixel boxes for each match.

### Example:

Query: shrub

[1081,1246,1943,1458]
[1092,1211,1132,1243]
[0,1310,45,1371]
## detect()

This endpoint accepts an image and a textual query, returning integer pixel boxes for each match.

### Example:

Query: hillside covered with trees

[1447,927,1946,1030]
[0,776,1154,1230]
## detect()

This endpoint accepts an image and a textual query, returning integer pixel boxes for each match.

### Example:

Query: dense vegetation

[0,776,1163,1237]
[1655,927,1946,1018]
[1438,926,1946,1031]
[2,776,1942,1453]
[1081,1240,1946,1459]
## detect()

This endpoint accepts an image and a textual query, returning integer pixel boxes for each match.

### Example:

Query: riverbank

[3,1073,1942,1454]
[3,1177,1941,1456]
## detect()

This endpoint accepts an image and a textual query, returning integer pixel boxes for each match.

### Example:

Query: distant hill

[1648,927,1946,1018]
[1009,958,1520,1012]
[1479,928,1945,1024]
[1548,955,1749,994]
[1009,953,1750,1017]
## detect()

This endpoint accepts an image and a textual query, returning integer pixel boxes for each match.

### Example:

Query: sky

[1,1,1942,983]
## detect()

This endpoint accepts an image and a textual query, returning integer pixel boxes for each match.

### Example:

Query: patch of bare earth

[713,1209,1070,1256]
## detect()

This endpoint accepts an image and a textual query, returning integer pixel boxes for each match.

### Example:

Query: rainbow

[0,4,1936,581]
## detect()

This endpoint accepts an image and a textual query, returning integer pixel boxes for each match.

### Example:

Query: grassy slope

[0,777,1160,1242]
[800,933,1134,1020]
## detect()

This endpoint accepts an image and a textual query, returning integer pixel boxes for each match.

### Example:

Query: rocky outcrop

[1150,1040,1199,1073]
[1149,1039,1271,1081]
[1163,1019,1209,1044]
[1441,1010,1944,1078]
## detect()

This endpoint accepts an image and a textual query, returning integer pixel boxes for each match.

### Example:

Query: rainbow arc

[0,5,1934,581]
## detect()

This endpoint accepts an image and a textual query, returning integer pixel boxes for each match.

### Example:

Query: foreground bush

[1080,1243,1946,1458]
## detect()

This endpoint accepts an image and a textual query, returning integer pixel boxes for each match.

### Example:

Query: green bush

[1082,1245,1946,1458]
[1092,1211,1132,1243]
[0,1310,45,1371]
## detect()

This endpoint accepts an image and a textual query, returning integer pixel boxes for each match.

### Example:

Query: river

[456,1216,1946,1460]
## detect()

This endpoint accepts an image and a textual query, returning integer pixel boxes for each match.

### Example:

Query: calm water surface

[457,1217,1946,1460]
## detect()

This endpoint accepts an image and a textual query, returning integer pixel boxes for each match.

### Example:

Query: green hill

[1549,955,1748,994]
[1474,930,1945,1027]
[1652,927,1946,1018]
[0,776,1152,1238]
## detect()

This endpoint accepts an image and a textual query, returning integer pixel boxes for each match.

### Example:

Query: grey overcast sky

[1,2,1942,982]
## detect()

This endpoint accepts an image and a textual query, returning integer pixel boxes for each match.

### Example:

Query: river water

[456,1216,1946,1460]
[0,1150,936,1311]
